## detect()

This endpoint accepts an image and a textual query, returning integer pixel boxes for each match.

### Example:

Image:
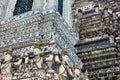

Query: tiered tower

[73,0,120,79]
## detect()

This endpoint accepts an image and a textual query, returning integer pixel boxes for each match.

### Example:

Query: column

[32,0,42,10]
[0,0,8,21]
[5,0,17,19]
[63,0,72,27]
[47,0,57,10]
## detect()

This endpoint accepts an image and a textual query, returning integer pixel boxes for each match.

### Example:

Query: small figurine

[1,52,12,75]
[82,70,89,80]
[72,63,81,80]
[61,48,69,64]
[45,51,54,70]
[33,44,44,69]
[53,48,61,63]
[59,61,68,80]
[13,53,23,66]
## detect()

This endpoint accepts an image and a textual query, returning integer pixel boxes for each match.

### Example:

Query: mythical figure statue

[59,61,69,80]
[67,66,74,79]
[45,45,55,70]
[82,70,89,80]
[1,52,12,75]
[34,46,44,69]
[53,48,61,64]
[72,63,81,80]
[62,48,69,63]
[21,52,31,78]
[13,53,23,73]
[59,48,74,80]
[13,52,24,66]
[61,48,69,64]
[30,45,46,78]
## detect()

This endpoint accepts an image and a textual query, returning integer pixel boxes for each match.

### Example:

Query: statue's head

[73,63,79,69]
[34,44,42,55]
[62,48,67,55]
[52,48,58,55]
[4,52,12,61]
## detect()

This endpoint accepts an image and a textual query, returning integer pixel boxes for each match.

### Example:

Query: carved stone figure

[34,46,45,69]
[24,52,29,64]
[45,47,54,70]
[67,66,74,79]
[0,44,81,79]
[53,48,61,63]
[29,45,45,78]
[59,61,68,80]
[82,70,88,80]
[72,63,81,80]
[13,52,23,66]
[1,52,12,75]
[61,48,69,64]
[13,53,23,73]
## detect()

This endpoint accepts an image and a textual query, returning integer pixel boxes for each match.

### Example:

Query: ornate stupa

[73,0,120,79]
